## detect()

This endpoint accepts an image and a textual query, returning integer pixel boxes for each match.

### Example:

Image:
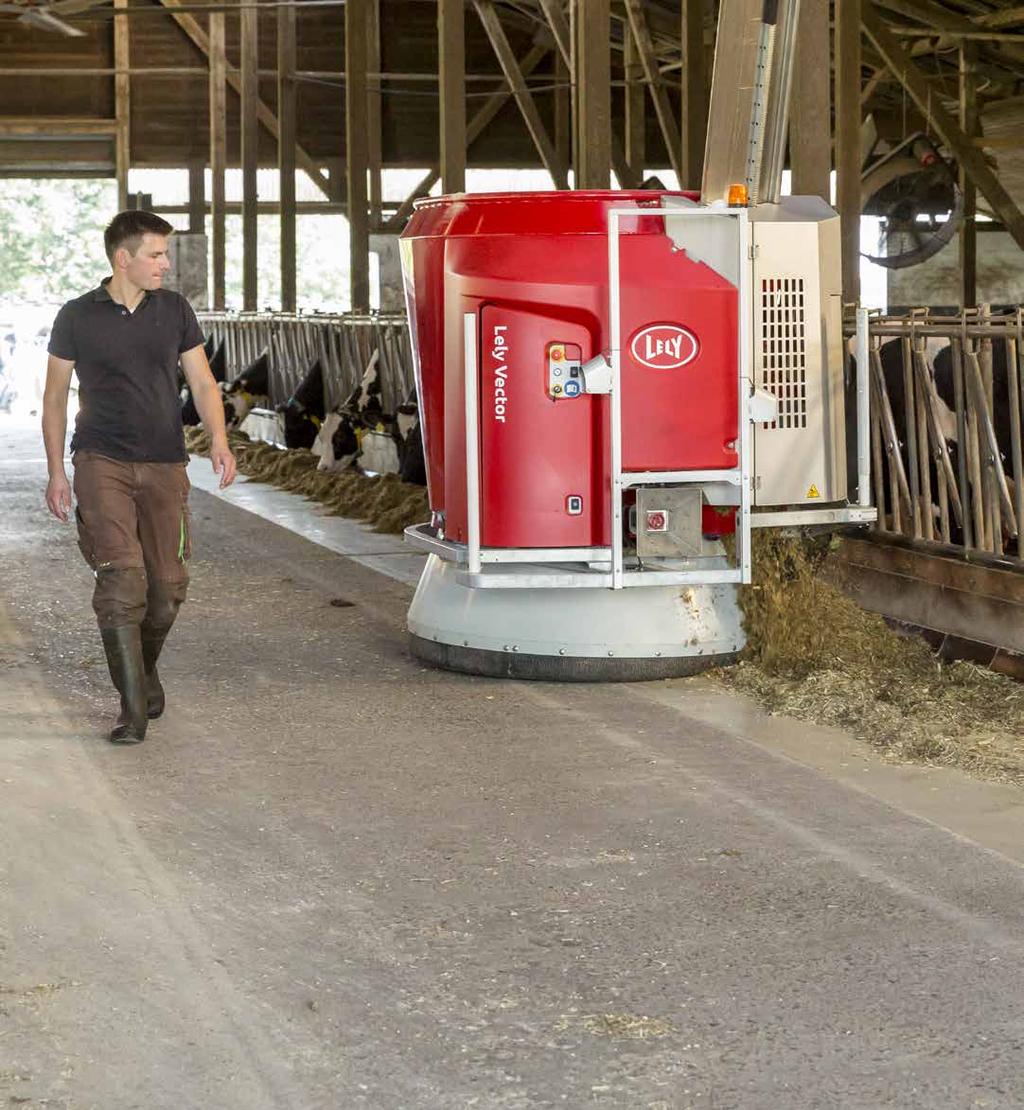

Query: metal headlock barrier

[851,308,1024,564]
[197,312,415,415]
[197,307,1023,567]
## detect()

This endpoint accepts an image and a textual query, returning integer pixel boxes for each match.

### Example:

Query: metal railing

[853,308,1024,563]
[197,312,415,415]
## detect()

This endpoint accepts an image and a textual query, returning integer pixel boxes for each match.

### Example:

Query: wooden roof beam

[386,41,551,230]
[154,0,332,199]
[623,0,683,183]
[0,117,117,135]
[473,0,568,187]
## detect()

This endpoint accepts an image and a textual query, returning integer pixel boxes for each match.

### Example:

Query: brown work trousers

[72,451,192,629]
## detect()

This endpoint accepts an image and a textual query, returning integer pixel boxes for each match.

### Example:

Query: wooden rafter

[386,42,550,230]
[874,0,1024,81]
[0,117,116,135]
[154,0,331,199]
[862,3,1024,251]
[623,0,683,183]
[537,0,571,65]
[537,0,633,186]
[473,0,567,187]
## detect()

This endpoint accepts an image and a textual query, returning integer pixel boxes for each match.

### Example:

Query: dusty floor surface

[4,415,1024,1110]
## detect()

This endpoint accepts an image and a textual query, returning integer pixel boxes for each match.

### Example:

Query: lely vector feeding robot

[399,0,874,681]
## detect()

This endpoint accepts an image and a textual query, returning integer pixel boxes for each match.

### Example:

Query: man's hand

[46,473,72,522]
[210,440,237,489]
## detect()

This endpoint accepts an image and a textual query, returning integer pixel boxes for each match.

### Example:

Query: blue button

[564,380,581,398]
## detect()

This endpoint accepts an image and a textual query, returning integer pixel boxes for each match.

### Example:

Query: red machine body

[400,191,738,549]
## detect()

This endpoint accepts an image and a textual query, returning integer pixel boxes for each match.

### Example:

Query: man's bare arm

[42,355,75,521]
[180,344,237,488]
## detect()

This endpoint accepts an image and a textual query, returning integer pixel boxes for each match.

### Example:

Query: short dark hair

[104,210,175,263]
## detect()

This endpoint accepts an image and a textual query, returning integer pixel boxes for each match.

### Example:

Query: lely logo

[629,324,700,370]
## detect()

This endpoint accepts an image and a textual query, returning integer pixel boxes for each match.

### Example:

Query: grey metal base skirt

[410,634,741,682]
[406,555,746,684]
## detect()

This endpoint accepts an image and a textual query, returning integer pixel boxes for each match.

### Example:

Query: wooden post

[209,11,226,311]
[439,0,466,193]
[157,0,331,198]
[790,0,831,200]
[572,0,610,189]
[959,43,978,309]
[240,2,259,311]
[624,0,682,184]
[113,0,130,210]
[681,0,707,190]
[187,160,205,233]
[835,0,862,303]
[474,1,566,187]
[278,2,297,312]
[346,0,370,311]
[554,49,571,180]
[624,26,645,185]
[367,0,383,225]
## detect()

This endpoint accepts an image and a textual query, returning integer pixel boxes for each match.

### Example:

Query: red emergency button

[645,510,668,532]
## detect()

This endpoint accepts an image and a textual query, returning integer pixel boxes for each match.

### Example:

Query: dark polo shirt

[48,278,204,463]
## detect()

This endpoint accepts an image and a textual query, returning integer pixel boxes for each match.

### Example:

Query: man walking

[42,210,236,744]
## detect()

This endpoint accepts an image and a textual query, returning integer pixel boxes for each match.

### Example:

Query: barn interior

[2,2,1024,1107]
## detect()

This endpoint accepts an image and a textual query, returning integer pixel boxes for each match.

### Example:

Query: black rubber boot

[100,625,149,744]
[141,625,170,719]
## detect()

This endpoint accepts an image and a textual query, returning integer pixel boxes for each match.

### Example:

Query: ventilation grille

[760,277,807,429]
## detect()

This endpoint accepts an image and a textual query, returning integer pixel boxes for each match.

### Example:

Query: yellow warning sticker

[806,484,821,499]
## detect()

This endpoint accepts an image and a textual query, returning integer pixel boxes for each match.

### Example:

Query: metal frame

[857,309,1022,563]
[856,306,872,508]
[608,204,752,587]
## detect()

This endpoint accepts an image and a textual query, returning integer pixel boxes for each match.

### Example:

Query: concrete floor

[4,414,1024,1110]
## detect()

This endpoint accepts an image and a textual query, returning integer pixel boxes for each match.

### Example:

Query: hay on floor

[718,531,1024,784]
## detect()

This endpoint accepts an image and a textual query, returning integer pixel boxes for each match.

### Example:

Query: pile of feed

[718,531,1024,783]
[185,427,429,535]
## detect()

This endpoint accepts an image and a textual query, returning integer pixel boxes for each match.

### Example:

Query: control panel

[546,342,583,400]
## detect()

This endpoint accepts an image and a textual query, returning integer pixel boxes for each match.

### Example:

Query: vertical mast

[701,0,802,205]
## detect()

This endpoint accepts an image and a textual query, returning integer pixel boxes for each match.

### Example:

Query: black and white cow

[277,358,326,450]
[395,394,426,485]
[849,332,1020,543]
[311,354,426,484]
[933,340,1016,473]
[181,338,228,426]
[221,349,271,429]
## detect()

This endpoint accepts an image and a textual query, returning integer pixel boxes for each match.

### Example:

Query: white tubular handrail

[464,312,482,576]
[855,306,872,509]
[606,204,752,587]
